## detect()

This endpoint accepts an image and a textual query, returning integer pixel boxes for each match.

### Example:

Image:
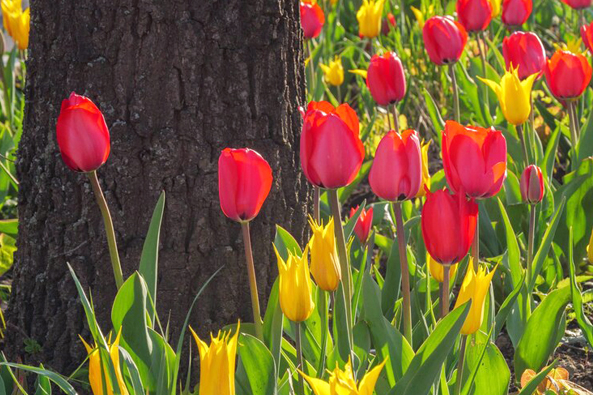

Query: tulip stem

[314,186,320,223]
[527,204,536,291]
[393,202,413,344]
[391,104,400,134]
[296,322,306,393]
[240,221,264,341]
[442,266,450,318]
[307,39,315,98]
[454,335,468,395]
[477,32,490,114]
[449,64,461,123]
[568,101,580,171]
[472,210,479,272]
[317,291,328,378]
[87,171,124,290]
[517,124,530,167]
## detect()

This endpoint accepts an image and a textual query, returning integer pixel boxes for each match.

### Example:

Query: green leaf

[465,337,510,395]
[0,234,16,277]
[263,280,284,377]
[577,106,593,164]
[238,334,277,395]
[494,273,525,338]
[541,124,560,182]
[0,363,77,395]
[138,191,165,324]
[274,225,302,259]
[344,201,366,242]
[34,369,52,395]
[568,228,593,348]
[0,219,17,238]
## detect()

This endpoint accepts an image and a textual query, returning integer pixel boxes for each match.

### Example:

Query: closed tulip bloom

[350,206,374,243]
[416,140,432,198]
[189,323,239,395]
[301,101,364,189]
[456,0,493,32]
[320,56,344,86]
[309,217,341,292]
[544,50,593,99]
[369,130,422,201]
[366,52,406,106]
[503,32,546,80]
[1,0,29,50]
[423,16,468,66]
[454,264,498,335]
[501,0,532,27]
[582,22,593,54]
[357,0,386,38]
[218,148,273,223]
[520,165,544,204]
[382,12,397,35]
[442,121,507,198]
[561,0,591,9]
[56,92,111,173]
[428,253,458,283]
[478,67,537,125]
[80,331,129,395]
[300,358,387,395]
[275,246,315,322]
[422,189,478,265]
[300,0,325,39]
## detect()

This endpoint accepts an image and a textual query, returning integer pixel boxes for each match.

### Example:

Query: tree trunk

[4,0,308,374]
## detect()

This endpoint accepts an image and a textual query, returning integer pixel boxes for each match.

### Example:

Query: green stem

[449,64,461,123]
[477,32,490,114]
[393,202,412,343]
[307,39,315,99]
[296,322,306,393]
[317,291,328,378]
[314,186,320,223]
[391,103,400,134]
[442,266,450,318]
[568,101,580,171]
[241,221,264,341]
[517,123,530,167]
[87,171,124,289]
[472,209,479,272]
[454,335,468,395]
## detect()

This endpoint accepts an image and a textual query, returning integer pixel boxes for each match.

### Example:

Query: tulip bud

[56,92,111,173]
[454,263,498,335]
[561,0,592,9]
[423,16,468,66]
[319,56,344,86]
[1,1,29,50]
[456,0,493,32]
[275,246,315,323]
[218,148,273,223]
[308,217,341,292]
[357,0,387,39]
[421,189,478,265]
[382,13,396,35]
[428,253,458,283]
[503,32,546,80]
[442,121,507,199]
[544,50,593,100]
[300,0,325,39]
[502,0,532,27]
[582,22,593,54]
[520,165,544,204]
[300,101,364,189]
[350,206,374,244]
[370,130,422,201]
[366,52,406,106]
[80,331,129,395]
[190,323,239,395]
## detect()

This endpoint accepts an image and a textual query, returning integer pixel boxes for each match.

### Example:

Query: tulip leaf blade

[238,334,277,395]
[274,225,302,259]
[343,200,366,242]
[577,105,593,164]
[263,279,284,377]
[0,363,76,395]
[568,227,593,348]
[463,334,510,395]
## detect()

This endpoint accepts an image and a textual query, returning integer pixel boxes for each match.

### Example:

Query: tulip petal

[359,359,388,395]
[301,372,331,395]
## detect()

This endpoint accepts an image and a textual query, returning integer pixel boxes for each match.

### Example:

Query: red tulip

[366,52,406,106]
[350,206,374,243]
[561,0,591,9]
[218,148,273,222]
[502,0,532,27]
[382,13,397,35]
[503,31,546,80]
[421,189,478,265]
[423,16,468,66]
[520,165,544,204]
[300,1,325,39]
[456,0,493,32]
[300,101,364,189]
[442,121,507,199]
[369,130,422,201]
[582,22,593,54]
[56,92,110,173]
[544,50,592,99]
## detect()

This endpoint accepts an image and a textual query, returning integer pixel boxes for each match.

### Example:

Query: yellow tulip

[309,217,341,292]
[411,6,425,29]
[319,56,344,86]
[300,358,387,395]
[454,264,498,335]
[416,139,431,198]
[1,0,29,50]
[587,228,593,263]
[189,323,239,395]
[488,0,501,17]
[428,253,457,283]
[275,245,315,322]
[478,67,537,126]
[80,331,129,395]
[330,0,338,5]
[356,0,386,39]
[350,68,368,79]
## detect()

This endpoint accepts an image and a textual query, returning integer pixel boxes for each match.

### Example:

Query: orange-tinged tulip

[454,263,498,335]
[428,253,458,283]
[300,358,387,395]
[80,331,129,395]
[309,217,341,292]
[350,205,373,243]
[544,49,592,100]
[300,0,325,39]
[582,22,593,54]
[275,246,315,322]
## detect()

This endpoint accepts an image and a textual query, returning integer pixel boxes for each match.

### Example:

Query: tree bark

[4,0,308,374]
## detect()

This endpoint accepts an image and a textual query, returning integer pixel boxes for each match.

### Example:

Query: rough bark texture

[4,0,308,374]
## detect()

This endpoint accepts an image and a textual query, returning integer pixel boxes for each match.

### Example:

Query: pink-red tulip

[300,101,364,189]
[56,92,110,173]
[382,13,397,35]
[503,31,546,80]
[561,0,591,9]
[456,0,493,32]
[442,121,507,199]
[369,130,422,201]
[366,52,407,106]
[582,22,593,54]
[350,206,374,243]
[218,148,273,222]
[520,165,544,204]
[300,1,325,39]
[544,50,592,99]
[422,189,478,265]
[423,16,468,66]
[502,0,532,27]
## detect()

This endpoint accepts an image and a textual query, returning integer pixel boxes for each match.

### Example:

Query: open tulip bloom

[357,0,386,39]
[300,358,387,395]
